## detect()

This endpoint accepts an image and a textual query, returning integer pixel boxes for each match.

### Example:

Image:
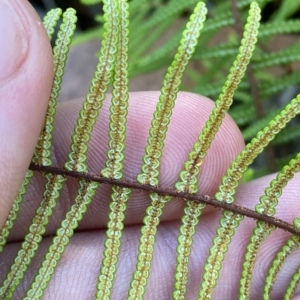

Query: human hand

[0,1,300,299]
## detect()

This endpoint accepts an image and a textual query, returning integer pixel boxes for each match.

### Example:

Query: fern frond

[0,9,77,299]
[96,0,130,298]
[172,4,261,298]
[242,106,282,141]
[137,3,207,187]
[239,153,300,298]
[80,0,101,5]
[0,170,33,253]
[129,28,183,77]
[201,12,234,34]
[64,0,119,173]
[264,218,300,299]
[24,180,98,300]
[229,103,256,126]
[128,0,199,54]
[130,15,177,62]
[0,174,65,299]
[101,0,129,181]
[201,211,245,300]
[193,41,238,60]
[177,2,261,194]
[253,41,300,70]
[284,269,300,299]
[273,123,300,146]
[42,8,63,41]
[260,70,300,100]
[128,3,208,299]
[217,93,300,204]
[96,185,131,299]
[232,89,253,103]
[270,0,300,21]
[2,0,300,298]
[259,19,300,38]
[173,200,204,300]
[22,1,119,298]
[200,93,300,299]
[127,0,150,16]
[194,79,251,101]
[33,8,77,166]
[0,8,66,255]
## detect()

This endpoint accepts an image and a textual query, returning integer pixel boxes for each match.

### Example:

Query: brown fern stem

[29,163,300,237]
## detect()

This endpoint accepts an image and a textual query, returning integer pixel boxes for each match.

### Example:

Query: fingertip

[0,0,53,226]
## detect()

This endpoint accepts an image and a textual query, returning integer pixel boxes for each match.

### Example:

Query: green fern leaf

[240,153,300,298]
[173,3,261,298]
[96,0,130,297]
[200,92,300,299]
[264,218,300,299]
[128,3,208,299]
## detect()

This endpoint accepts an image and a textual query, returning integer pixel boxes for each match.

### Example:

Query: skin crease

[0,1,300,299]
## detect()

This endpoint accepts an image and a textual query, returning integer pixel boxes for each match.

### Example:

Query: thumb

[0,0,53,227]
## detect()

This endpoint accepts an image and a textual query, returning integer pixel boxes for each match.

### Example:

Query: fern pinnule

[101,0,129,181]
[64,0,119,173]
[216,93,300,205]
[284,266,300,300]
[229,103,256,127]
[130,15,177,62]
[24,180,98,300]
[201,11,233,35]
[176,1,261,194]
[173,200,205,300]
[242,107,282,141]
[259,19,300,38]
[33,8,77,167]
[204,0,265,27]
[239,153,300,298]
[0,8,66,255]
[260,70,300,100]
[129,28,183,77]
[232,90,253,103]
[273,123,300,146]
[129,0,199,55]
[0,170,33,253]
[263,218,300,299]
[283,217,300,300]
[0,174,65,300]
[255,154,300,216]
[127,0,149,16]
[23,2,119,298]
[193,41,238,60]
[173,4,260,298]
[0,9,77,299]
[137,2,207,187]
[200,94,300,299]
[127,0,150,52]
[252,41,300,70]
[42,8,63,41]
[128,3,207,299]
[96,0,130,298]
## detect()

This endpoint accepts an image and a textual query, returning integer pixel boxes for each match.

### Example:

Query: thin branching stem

[29,164,300,239]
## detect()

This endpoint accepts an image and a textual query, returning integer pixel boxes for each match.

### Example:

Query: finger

[0,0,53,227]
[10,91,244,240]
[1,175,300,299]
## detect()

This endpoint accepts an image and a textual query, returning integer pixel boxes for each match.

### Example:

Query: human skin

[0,0,300,299]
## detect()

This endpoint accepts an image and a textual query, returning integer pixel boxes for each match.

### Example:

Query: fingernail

[0,0,28,82]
